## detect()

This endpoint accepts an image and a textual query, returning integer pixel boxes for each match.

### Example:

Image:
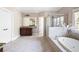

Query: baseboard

[12,35,20,41]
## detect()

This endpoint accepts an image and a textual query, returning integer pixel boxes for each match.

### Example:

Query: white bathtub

[57,37,79,52]
[49,27,79,52]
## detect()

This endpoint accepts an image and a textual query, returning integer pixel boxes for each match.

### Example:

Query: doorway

[38,17,44,36]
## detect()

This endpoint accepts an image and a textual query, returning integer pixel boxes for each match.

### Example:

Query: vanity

[20,15,38,36]
[20,27,32,36]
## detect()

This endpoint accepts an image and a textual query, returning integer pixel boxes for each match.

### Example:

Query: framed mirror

[23,16,37,27]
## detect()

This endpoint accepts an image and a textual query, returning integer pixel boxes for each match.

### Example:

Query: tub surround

[48,27,79,52]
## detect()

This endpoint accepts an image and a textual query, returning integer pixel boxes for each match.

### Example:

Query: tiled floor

[3,36,54,52]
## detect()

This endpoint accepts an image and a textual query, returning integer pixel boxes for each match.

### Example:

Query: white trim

[5,35,20,44]
[12,35,20,41]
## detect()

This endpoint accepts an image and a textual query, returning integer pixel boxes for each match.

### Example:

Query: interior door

[38,17,44,36]
[0,9,12,43]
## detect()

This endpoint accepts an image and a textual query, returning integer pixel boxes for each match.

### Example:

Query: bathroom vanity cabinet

[20,27,32,36]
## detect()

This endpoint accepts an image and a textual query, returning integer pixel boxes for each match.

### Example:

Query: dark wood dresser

[20,27,32,36]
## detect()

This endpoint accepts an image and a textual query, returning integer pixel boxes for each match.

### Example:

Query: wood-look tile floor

[3,36,55,52]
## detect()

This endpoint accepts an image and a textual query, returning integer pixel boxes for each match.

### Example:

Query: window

[74,11,79,29]
[60,16,64,25]
[53,16,64,27]
[56,18,60,26]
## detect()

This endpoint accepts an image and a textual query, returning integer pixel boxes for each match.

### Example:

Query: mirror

[23,16,37,27]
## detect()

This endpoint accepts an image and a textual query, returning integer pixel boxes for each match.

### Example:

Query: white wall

[5,7,22,41]
[12,11,22,40]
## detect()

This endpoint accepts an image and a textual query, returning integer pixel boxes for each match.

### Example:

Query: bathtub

[49,27,79,52]
[57,37,79,52]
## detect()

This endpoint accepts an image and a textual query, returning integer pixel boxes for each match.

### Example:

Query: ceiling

[16,7,62,14]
